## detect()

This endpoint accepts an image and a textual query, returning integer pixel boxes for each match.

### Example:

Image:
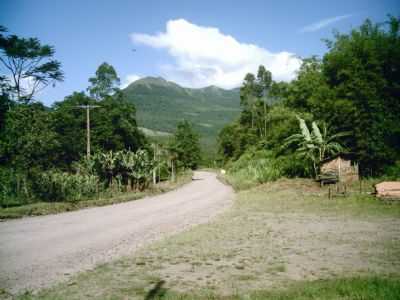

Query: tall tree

[51,91,147,169]
[1,103,60,171]
[322,16,400,174]
[87,62,120,100]
[0,26,64,102]
[169,120,201,169]
[239,73,258,128]
[256,65,272,137]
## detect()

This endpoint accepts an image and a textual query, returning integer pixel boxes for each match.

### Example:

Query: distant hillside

[122,77,241,146]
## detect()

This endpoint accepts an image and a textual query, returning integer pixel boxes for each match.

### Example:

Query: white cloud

[121,74,141,88]
[300,14,353,33]
[130,19,301,89]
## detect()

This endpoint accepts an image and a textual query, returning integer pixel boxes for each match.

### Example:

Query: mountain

[122,77,241,147]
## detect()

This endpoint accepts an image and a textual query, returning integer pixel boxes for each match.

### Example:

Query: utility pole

[152,143,157,185]
[76,105,100,159]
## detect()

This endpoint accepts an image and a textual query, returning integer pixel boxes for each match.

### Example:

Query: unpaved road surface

[0,171,233,294]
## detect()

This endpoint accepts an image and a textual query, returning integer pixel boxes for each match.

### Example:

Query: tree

[51,91,147,169]
[87,62,120,100]
[51,92,91,168]
[0,102,60,171]
[256,65,272,137]
[322,16,400,174]
[169,120,201,170]
[91,92,147,152]
[240,73,257,129]
[0,26,64,102]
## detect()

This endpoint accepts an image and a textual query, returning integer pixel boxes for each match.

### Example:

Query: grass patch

[15,277,400,299]
[166,276,400,299]
[0,171,193,220]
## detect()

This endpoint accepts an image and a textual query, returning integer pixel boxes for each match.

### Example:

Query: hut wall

[320,157,359,183]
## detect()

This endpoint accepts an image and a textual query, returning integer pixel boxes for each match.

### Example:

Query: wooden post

[86,106,90,159]
[328,186,331,200]
[171,159,176,182]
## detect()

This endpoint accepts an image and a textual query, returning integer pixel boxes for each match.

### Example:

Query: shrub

[35,171,99,202]
[225,149,311,190]
[383,161,400,180]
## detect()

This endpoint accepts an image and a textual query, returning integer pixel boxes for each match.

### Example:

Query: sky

[1,0,399,105]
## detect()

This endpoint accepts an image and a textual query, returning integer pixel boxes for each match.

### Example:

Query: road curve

[0,171,233,294]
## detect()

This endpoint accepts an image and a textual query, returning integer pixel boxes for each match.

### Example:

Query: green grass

[132,277,400,300]
[0,171,193,220]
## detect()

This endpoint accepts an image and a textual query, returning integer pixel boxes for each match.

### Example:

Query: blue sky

[1,0,398,105]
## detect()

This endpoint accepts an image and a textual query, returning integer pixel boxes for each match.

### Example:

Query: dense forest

[0,27,201,207]
[218,16,400,187]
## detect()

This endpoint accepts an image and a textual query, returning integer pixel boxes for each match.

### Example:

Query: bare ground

[57,178,398,299]
[0,171,234,294]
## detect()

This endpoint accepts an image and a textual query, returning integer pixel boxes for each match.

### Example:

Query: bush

[0,168,34,207]
[383,161,400,180]
[225,150,281,190]
[35,171,99,202]
[225,149,311,190]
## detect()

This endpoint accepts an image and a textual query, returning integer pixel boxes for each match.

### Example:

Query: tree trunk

[263,101,267,137]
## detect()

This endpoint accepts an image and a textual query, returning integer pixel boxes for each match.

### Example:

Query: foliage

[225,149,310,190]
[0,59,150,205]
[218,16,400,178]
[0,26,64,102]
[35,171,99,202]
[284,117,347,176]
[87,62,120,100]
[0,102,60,171]
[169,120,201,170]
[51,91,147,169]
[225,149,283,190]
[92,149,155,191]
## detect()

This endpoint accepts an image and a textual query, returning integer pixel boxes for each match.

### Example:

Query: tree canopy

[169,120,201,170]
[87,62,120,100]
[219,16,400,177]
[0,26,64,102]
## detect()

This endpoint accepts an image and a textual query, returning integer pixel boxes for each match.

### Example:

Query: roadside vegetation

[0,170,192,219]
[218,16,400,184]
[0,28,202,216]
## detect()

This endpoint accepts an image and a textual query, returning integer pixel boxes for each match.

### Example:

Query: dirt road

[0,171,233,294]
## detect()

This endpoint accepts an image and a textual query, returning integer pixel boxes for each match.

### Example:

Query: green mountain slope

[122,77,241,146]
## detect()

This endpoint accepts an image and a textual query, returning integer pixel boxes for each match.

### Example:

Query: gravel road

[0,171,233,294]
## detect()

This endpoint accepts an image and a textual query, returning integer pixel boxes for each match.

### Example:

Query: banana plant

[284,117,348,176]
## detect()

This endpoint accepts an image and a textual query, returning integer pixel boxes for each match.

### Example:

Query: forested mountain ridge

[122,77,241,145]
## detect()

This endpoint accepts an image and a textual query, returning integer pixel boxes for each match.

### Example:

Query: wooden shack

[319,154,359,184]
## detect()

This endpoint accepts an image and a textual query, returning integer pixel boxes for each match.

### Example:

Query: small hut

[318,154,359,185]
